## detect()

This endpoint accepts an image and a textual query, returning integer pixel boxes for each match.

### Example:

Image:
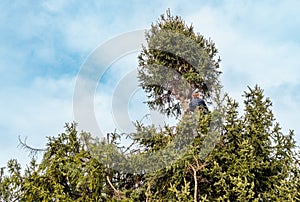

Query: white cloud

[42,0,69,12]
[0,76,75,167]
[188,5,300,86]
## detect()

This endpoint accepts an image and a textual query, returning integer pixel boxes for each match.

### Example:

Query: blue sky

[0,0,300,167]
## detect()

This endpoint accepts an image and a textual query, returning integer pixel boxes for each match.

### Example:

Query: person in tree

[188,89,208,112]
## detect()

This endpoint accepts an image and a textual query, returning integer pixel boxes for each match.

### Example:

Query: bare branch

[18,136,46,157]
[106,176,121,199]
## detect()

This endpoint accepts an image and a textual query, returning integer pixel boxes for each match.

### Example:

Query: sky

[0,0,300,168]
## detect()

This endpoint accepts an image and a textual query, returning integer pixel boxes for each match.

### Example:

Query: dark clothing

[189,98,208,112]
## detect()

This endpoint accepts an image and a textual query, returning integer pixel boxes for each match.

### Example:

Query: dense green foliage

[138,9,221,116]
[0,124,107,201]
[1,10,299,201]
[1,87,299,201]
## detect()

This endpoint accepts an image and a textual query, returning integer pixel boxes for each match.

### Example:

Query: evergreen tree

[0,10,299,202]
[0,123,108,201]
[138,9,221,116]
[132,86,300,201]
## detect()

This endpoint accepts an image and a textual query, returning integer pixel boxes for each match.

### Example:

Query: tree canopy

[138,9,221,116]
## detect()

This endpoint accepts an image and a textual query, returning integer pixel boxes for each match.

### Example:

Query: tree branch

[18,136,46,157]
[106,176,120,199]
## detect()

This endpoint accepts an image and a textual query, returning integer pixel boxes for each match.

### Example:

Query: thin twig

[190,164,198,202]
[106,176,120,198]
